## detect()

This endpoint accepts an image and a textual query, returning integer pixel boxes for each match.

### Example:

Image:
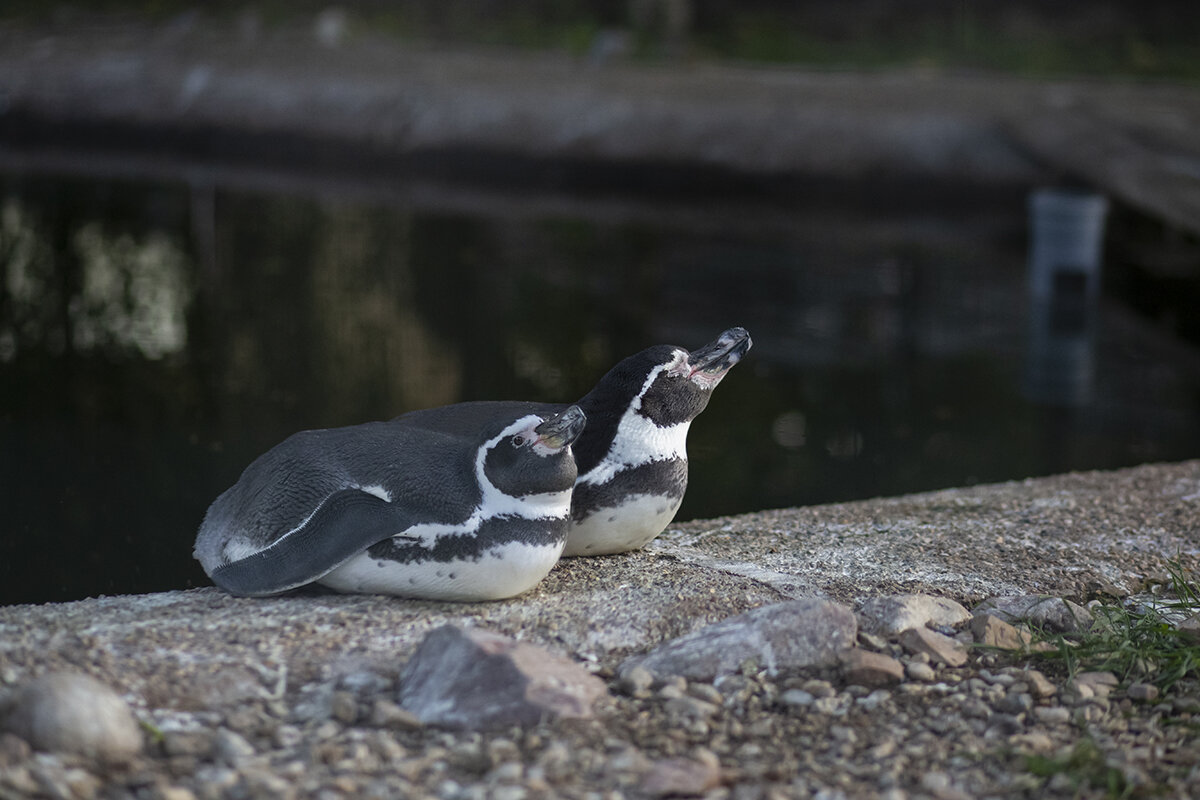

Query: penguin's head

[583,327,752,431]
[483,405,586,497]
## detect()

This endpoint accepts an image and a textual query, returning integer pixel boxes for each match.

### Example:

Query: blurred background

[2,1,1199,604]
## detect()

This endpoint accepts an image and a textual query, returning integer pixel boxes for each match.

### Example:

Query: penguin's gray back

[194,419,480,573]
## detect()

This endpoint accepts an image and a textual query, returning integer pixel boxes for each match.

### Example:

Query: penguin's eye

[512,435,527,447]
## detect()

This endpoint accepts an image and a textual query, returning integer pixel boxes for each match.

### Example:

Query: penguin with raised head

[560,326,752,555]
[194,405,586,601]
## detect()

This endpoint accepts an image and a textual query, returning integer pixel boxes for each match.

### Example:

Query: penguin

[193,404,586,601]
[558,326,752,555]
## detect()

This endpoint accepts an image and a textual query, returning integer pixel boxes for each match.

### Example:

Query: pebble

[839,650,905,687]
[899,627,968,667]
[1032,706,1071,725]
[1127,683,1160,702]
[1,672,143,764]
[780,689,815,707]
[213,728,256,766]
[618,665,655,696]
[905,662,936,682]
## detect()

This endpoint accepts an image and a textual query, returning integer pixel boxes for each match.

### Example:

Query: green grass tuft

[1030,561,1200,695]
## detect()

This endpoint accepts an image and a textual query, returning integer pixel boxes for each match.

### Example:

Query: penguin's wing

[210,488,417,597]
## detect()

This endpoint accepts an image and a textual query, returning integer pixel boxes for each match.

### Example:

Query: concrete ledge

[2,460,1196,701]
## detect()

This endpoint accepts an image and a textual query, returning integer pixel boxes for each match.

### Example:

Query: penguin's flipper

[211,489,415,597]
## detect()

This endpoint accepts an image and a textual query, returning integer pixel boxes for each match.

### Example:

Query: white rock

[1,672,142,764]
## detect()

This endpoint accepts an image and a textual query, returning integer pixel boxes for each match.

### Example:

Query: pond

[2,159,1198,605]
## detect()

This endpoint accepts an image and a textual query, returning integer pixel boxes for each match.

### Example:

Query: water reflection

[0,170,1197,605]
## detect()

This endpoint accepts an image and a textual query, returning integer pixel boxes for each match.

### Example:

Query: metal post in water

[1023,188,1109,407]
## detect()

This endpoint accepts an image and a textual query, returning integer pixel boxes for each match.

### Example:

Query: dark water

[2,163,1198,605]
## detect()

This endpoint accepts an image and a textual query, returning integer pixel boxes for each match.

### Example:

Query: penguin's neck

[576,406,691,487]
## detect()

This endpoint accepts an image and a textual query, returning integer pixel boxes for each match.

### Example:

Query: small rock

[640,748,721,797]
[780,689,814,708]
[995,692,1033,714]
[1127,683,1160,702]
[1024,670,1057,699]
[973,596,1093,632]
[622,599,857,681]
[1012,731,1055,753]
[398,626,607,730]
[687,683,724,706]
[1177,612,1200,642]
[969,614,1034,650]
[618,665,655,696]
[371,698,423,730]
[1073,671,1118,698]
[331,691,358,725]
[899,627,968,667]
[212,728,255,766]
[905,661,936,682]
[272,725,303,749]
[162,730,214,758]
[856,689,891,711]
[920,770,970,800]
[839,649,905,687]
[665,695,719,721]
[858,594,971,635]
[1,672,142,764]
[152,786,199,800]
[0,731,32,766]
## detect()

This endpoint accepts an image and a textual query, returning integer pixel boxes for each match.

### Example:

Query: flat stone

[1024,670,1058,699]
[398,625,607,730]
[370,698,423,730]
[858,594,972,636]
[1032,706,1071,725]
[898,626,968,667]
[973,596,1093,632]
[621,599,857,681]
[1127,683,1160,702]
[1073,671,1119,698]
[0,672,142,764]
[839,649,905,687]
[969,614,1033,651]
[1177,612,1200,642]
[640,749,721,797]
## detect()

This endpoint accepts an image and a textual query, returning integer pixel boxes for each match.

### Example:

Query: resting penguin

[193,405,586,601]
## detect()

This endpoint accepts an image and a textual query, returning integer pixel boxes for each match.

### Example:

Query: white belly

[561,494,682,557]
[318,539,565,601]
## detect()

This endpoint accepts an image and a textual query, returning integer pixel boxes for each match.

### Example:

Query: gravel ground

[2,461,1199,799]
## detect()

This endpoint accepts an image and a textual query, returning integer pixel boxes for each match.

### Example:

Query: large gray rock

[398,626,607,730]
[973,596,1093,632]
[621,599,857,681]
[1,672,142,764]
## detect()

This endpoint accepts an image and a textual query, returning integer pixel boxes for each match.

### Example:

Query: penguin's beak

[534,405,587,450]
[687,327,752,386]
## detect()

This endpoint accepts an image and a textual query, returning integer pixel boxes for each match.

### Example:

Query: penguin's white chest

[562,492,682,556]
